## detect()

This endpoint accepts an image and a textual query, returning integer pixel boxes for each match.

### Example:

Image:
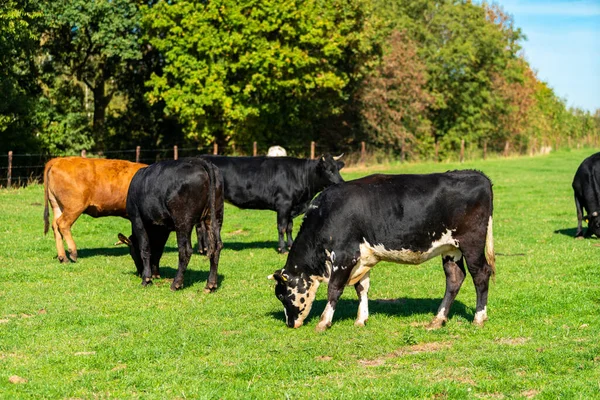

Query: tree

[0,0,43,153]
[359,30,433,160]
[41,0,142,150]
[142,0,379,149]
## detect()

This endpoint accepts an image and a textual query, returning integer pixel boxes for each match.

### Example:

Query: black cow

[572,152,600,238]
[118,158,224,292]
[269,171,495,331]
[200,154,344,253]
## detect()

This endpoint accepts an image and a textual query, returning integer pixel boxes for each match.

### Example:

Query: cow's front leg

[428,256,466,329]
[354,271,371,327]
[316,280,345,332]
[285,220,294,250]
[276,212,289,253]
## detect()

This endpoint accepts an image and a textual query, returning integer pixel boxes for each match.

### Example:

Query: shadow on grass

[554,227,579,238]
[268,297,471,326]
[223,241,280,252]
[123,265,225,291]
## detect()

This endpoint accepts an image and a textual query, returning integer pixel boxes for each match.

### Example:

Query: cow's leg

[49,203,68,263]
[204,221,223,293]
[196,223,207,255]
[285,220,294,250]
[149,228,169,279]
[316,274,347,332]
[172,229,193,291]
[354,271,371,327]
[575,194,585,238]
[276,211,290,253]
[463,250,493,326]
[55,207,85,263]
[134,224,153,287]
[428,256,466,330]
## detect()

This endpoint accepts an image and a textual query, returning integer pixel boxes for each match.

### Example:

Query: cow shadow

[268,297,471,326]
[553,227,579,238]
[223,241,280,252]
[123,265,224,290]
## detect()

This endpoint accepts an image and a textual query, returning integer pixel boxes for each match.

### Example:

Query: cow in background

[267,146,287,157]
[200,154,344,253]
[43,157,146,263]
[269,171,495,331]
[572,152,600,238]
[118,158,224,291]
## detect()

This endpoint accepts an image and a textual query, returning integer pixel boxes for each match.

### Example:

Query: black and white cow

[118,158,224,292]
[200,154,344,253]
[572,152,600,238]
[269,171,495,331]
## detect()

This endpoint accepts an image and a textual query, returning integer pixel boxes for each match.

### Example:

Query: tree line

[1,0,598,161]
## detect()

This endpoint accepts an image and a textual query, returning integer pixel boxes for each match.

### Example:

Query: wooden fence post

[174,145,178,160]
[434,142,439,162]
[503,141,510,157]
[136,146,141,163]
[81,149,86,158]
[253,141,257,156]
[483,140,487,160]
[460,139,465,163]
[7,151,12,188]
[360,141,366,164]
[213,143,218,155]
[310,141,315,159]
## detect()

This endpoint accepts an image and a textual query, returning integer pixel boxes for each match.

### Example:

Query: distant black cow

[200,154,344,253]
[118,158,224,292]
[269,171,495,331]
[572,152,600,238]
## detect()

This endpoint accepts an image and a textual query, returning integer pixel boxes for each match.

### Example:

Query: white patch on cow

[332,265,338,272]
[317,301,336,330]
[355,272,371,326]
[292,276,321,327]
[309,203,319,210]
[435,307,447,320]
[474,306,488,325]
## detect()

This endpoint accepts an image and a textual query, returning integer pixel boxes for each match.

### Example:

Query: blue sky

[496,0,600,112]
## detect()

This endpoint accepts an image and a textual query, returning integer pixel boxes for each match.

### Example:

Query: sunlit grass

[0,148,599,398]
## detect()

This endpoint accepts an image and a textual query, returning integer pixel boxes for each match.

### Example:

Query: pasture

[1,149,599,399]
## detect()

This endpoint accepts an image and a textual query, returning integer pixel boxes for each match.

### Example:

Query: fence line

[2,137,599,188]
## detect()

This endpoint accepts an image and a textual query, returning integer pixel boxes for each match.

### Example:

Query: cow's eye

[277,294,284,301]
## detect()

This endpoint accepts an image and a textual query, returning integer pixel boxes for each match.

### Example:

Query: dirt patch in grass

[521,389,539,398]
[494,337,530,345]
[316,356,333,362]
[358,342,452,367]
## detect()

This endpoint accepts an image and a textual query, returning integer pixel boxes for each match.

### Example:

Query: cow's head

[268,269,320,328]
[117,233,143,274]
[585,211,600,237]
[317,154,345,185]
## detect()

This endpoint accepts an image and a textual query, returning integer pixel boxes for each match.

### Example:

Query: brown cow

[43,157,146,263]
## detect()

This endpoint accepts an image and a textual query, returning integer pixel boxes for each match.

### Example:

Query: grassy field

[0,148,599,399]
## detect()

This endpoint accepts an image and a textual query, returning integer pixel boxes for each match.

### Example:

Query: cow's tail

[200,159,220,259]
[43,161,52,235]
[485,215,496,283]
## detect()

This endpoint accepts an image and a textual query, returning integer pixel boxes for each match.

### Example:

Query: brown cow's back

[44,157,146,262]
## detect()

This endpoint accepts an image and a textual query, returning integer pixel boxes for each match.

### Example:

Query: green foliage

[142,0,379,147]
[1,149,600,397]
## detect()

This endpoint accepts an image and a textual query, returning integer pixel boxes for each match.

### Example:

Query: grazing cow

[269,171,495,331]
[118,158,224,292]
[200,154,344,253]
[43,157,146,263]
[572,152,600,238]
[267,146,287,157]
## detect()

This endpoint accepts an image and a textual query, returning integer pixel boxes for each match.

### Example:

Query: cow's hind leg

[463,250,493,326]
[196,223,207,255]
[204,220,223,293]
[172,229,193,291]
[354,271,371,327]
[428,255,466,330]
[50,204,68,263]
[55,207,85,263]
[285,220,294,250]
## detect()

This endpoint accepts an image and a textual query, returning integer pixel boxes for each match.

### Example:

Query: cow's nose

[293,320,303,329]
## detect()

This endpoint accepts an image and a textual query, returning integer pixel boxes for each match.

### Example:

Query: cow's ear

[117,233,132,247]
[268,270,287,283]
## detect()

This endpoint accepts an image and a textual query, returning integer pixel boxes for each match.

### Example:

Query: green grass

[1,148,599,399]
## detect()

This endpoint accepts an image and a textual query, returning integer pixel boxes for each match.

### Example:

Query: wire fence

[0,141,342,188]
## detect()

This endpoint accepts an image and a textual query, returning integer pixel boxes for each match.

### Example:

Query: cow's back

[47,157,146,218]
[300,171,493,252]
[573,152,600,202]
